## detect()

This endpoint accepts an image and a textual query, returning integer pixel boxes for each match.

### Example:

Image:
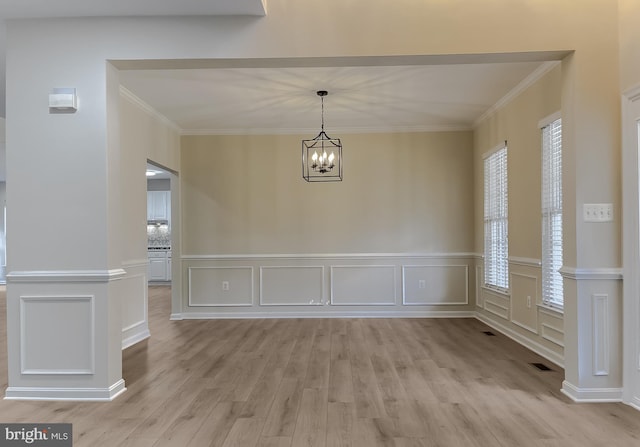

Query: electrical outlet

[222,281,229,291]
[418,280,426,289]
[527,295,531,308]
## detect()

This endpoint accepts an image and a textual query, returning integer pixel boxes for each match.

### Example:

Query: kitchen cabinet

[147,191,170,221]
[148,250,171,282]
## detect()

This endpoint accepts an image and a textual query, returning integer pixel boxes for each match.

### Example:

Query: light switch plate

[583,203,613,222]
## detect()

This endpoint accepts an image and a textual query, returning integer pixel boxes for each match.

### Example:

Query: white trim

[540,322,565,348]
[538,303,564,318]
[7,269,127,283]
[330,264,397,306]
[259,265,325,306]
[561,380,622,403]
[482,141,507,160]
[509,257,541,267]
[122,327,151,350]
[181,252,477,261]
[120,86,180,132]
[621,85,640,410]
[509,272,539,335]
[538,110,562,129]
[475,312,564,368]
[5,379,126,402]
[558,266,623,280]
[181,123,472,136]
[401,264,469,306]
[122,259,149,269]
[187,266,254,307]
[474,61,560,127]
[20,295,95,375]
[593,294,610,376]
[171,310,477,319]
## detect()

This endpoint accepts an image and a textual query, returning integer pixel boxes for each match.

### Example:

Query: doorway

[622,87,640,410]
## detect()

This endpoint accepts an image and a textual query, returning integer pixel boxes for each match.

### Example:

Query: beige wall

[619,0,640,92]
[119,91,180,262]
[474,64,563,258]
[181,131,474,255]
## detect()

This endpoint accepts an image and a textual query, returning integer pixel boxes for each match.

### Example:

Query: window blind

[542,119,563,307]
[484,146,509,291]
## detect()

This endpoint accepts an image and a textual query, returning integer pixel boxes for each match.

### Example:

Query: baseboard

[561,380,622,402]
[475,312,564,368]
[122,328,150,350]
[5,379,126,401]
[173,310,477,319]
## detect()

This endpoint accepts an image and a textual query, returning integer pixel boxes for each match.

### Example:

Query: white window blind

[541,118,563,307]
[484,145,509,291]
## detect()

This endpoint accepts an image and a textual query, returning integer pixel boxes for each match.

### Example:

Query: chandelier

[302,90,343,182]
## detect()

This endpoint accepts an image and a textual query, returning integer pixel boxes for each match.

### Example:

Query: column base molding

[4,379,126,401]
[561,380,622,402]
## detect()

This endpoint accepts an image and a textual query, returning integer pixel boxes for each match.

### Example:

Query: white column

[4,27,126,400]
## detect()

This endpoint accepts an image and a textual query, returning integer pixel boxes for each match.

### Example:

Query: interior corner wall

[118,89,180,349]
[473,64,565,366]
[178,131,476,318]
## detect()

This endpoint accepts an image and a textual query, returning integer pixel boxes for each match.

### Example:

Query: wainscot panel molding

[482,288,510,320]
[539,307,565,348]
[402,265,469,305]
[476,258,564,367]
[331,265,396,306]
[510,272,539,335]
[476,312,564,368]
[20,295,95,375]
[508,257,542,267]
[188,266,253,307]
[180,253,476,318]
[120,270,150,350]
[7,269,127,283]
[5,379,127,402]
[593,294,611,376]
[559,267,623,281]
[561,380,622,403]
[260,266,324,306]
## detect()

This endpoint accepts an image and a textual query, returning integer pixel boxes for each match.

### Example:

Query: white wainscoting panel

[593,293,610,376]
[402,265,468,305]
[188,266,253,307]
[20,295,95,375]
[483,288,510,320]
[260,266,324,306]
[510,272,538,334]
[331,265,396,306]
[540,307,564,347]
[475,265,484,308]
[121,271,149,349]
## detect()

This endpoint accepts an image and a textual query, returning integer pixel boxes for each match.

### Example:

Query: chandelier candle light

[302,90,343,182]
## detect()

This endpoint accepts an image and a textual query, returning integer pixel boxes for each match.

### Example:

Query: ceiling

[119,62,548,134]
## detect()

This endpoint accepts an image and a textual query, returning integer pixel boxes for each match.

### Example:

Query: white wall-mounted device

[49,88,77,113]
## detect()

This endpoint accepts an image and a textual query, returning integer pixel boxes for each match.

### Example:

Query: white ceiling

[119,62,548,134]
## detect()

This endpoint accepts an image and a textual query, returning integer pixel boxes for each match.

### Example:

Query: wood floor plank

[0,286,639,447]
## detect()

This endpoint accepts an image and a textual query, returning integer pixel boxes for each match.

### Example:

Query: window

[541,116,563,307]
[484,145,509,291]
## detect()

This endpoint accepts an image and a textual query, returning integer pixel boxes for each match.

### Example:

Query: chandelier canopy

[302,90,343,182]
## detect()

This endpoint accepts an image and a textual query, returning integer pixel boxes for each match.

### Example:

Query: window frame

[483,143,509,293]
[540,112,563,309]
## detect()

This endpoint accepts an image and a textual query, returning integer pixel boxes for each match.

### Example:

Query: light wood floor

[0,286,639,446]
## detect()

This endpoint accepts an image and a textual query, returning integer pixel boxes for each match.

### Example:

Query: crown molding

[119,86,181,132]
[473,61,561,128]
[180,124,472,136]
